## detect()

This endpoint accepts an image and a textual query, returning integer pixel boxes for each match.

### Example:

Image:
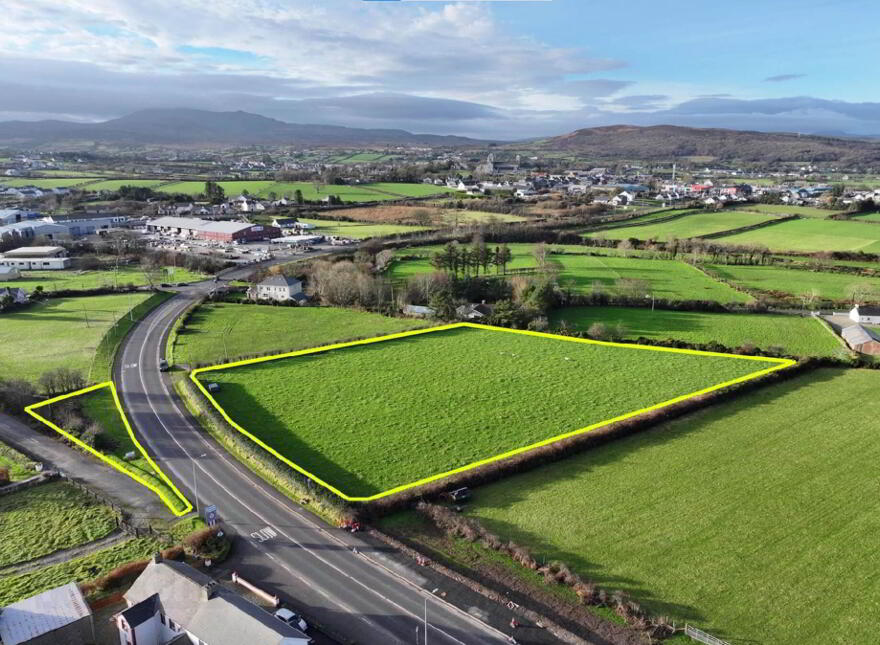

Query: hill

[528,124,880,163]
[0,108,484,147]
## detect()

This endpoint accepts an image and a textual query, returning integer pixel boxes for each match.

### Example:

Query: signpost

[204,504,218,526]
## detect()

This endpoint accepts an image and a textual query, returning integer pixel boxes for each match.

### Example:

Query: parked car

[206,382,220,393]
[274,607,308,632]
[158,359,169,372]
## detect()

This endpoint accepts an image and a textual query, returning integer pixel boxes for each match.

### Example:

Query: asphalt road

[113,288,519,645]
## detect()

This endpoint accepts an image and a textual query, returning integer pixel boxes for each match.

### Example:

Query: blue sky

[2,0,880,138]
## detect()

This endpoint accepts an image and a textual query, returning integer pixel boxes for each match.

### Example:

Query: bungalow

[0,287,28,304]
[116,555,310,645]
[849,304,880,325]
[0,582,94,645]
[248,274,307,303]
[272,217,300,230]
[456,302,494,320]
[841,325,880,355]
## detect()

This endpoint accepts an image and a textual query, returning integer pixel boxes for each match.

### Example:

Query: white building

[248,274,307,303]
[117,556,310,645]
[849,304,880,325]
[0,246,72,270]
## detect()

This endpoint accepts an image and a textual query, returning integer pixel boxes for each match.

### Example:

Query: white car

[274,607,308,632]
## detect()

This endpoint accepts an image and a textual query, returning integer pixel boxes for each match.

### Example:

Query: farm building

[146,216,280,242]
[0,265,21,280]
[117,555,310,645]
[849,304,880,325]
[0,246,72,270]
[403,304,436,318]
[248,274,307,303]
[0,581,94,645]
[841,325,880,355]
[0,220,69,242]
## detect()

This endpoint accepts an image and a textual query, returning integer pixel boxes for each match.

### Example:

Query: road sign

[204,504,218,526]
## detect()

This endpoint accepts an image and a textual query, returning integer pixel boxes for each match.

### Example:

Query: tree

[799,287,821,311]
[429,286,458,321]
[294,189,304,204]
[204,181,226,204]
[587,322,609,340]
[533,242,548,270]
[494,244,512,274]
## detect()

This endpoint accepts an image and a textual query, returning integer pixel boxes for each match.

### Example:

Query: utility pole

[424,597,428,645]
[192,453,207,515]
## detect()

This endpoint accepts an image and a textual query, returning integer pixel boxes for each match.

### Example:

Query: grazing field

[366,182,456,197]
[0,177,100,189]
[390,243,750,303]
[0,537,161,605]
[586,210,778,242]
[154,180,451,202]
[296,217,431,238]
[0,481,117,568]
[465,368,880,645]
[731,203,840,218]
[715,218,880,253]
[316,205,524,226]
[850,211,880,223]
[172,302,431,365]
[198,325,784,498]
[708,264,880,302]
[551,307,842,356]
[0,293,153,384]
[0,266,207,291]
[80,179,166,191]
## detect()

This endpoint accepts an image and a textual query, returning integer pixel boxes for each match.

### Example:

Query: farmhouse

[456,302,494,320]
[117,556,310,645]
[147,216,280,243]
[841,325,880,355]
[248,274,307,303]
[849,304,880,325]
[0,581,94,645]
[0,245,72,270]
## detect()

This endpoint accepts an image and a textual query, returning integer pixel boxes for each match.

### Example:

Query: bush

[0,468,9,485]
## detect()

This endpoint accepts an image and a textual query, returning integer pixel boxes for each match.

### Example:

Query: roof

[3,246,65,257]
[148,216,209,230]
[259,274,302,288]
[853,305,880,316]
[120,593,159,628]
[0,582,90,645]
[200,221,258,234]
[124,560,309,645]
[842,325,880,346]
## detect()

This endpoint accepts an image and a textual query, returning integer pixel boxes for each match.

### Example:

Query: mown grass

[585,210,778,242]
[297,218,431,238]
[78,386,188,514]
[84,179,166,191]
[154,180,447,202]
[0,293,153,384]
[551,306,842,356]
[0,481,117,568]
[465,368,880,645]
[715,218,880,253]
[389,243,750,303]
[708,264,880,302]
[0,266,206,292]
[0,537,161,605]
[0,177,100,189]
[201,326,777,498]
[730,203,841,218]
[172,302,431,365]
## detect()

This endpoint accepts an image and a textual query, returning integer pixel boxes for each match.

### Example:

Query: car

[206,382,220,393]
[274,607,308,632]
[158,359,169,372]
[448,487,471,502]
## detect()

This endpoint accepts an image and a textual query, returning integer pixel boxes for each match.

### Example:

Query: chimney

[202,581,219,601]
[151,552,163,565]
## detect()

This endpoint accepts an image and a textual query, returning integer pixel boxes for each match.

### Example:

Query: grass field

[0,266,206,291]
[708,264,880,302]
[172,303,430,365]
[82,179,166,191]
[154,180,452,202]
[464,368,880,645]
[585,211,779,242]
[0,537,160,605]
[390,243,750,303]
[297,218,431,238]
[0,293,153,384]
[0,441,36,481]
[0,481,117,568]
[731,203,840,218]
[0,177,100,189]
[199,326,781,498]
[850,212,880,223]
[715,218,880,253]
[551,306,843,356]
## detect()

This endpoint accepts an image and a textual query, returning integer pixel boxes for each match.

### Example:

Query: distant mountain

[0,108,485,147]
[528,124,880,163]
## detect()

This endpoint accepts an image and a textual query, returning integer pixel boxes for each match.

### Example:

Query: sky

[3,0,880,139]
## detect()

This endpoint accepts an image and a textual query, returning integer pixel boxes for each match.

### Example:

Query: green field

[0,442,36,481]
[0,293,153,384]
[0,481,117,568]
[172,303,430,365]
[850,212,880,223]
[297,218,430,239]
[390,243,750,303]
[0,177,99,189]
[154,180,450,202]
[0,266,206,291]
[715,218,880,253]
[708,264,880,302]
[552,307,842,356]
[731,203,839,218]
[0,537,161,605]
[83,179,166,191]
[586,211,778,242]
[199,326,782,498]
[464,368,880,645]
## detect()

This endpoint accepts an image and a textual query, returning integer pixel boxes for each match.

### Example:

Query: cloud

[764,74,806,82]
[607,94,670,111]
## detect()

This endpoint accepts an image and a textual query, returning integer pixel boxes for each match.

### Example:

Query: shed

[841,324,880,355]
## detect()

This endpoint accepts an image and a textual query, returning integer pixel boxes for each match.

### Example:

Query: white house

[248,274,307,303]
[849,304,880,325]
[116,556,310,645]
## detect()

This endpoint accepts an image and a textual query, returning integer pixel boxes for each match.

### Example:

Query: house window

[168,618,177,631]
[160,613,165,625]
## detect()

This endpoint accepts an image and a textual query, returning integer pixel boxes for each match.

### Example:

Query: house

[117,555,310,645]
[248,275,307,303]
[272,217,299,230]
[456,302,494,320]
[841,325,880,355]
[848,304,880,325]
[0,581,93,645]
[403,304,436,318]
[0,266,22,280]
[0,287,29,304]
[0,246,72,270]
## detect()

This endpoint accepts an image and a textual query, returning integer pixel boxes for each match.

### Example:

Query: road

[114,287,520,645]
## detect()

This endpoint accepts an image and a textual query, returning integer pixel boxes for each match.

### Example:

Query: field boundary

[24,382,192,516]
[190,322,795,502]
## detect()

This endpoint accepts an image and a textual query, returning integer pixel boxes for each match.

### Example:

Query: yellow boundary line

[191,322,796,502]
[25,382,192,516]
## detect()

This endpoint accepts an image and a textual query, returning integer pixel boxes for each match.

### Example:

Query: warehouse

[146,216,280,242]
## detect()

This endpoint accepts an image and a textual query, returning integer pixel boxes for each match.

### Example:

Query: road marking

[250,526,278,543]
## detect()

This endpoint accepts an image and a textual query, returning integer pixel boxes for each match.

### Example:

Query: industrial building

[147,216,281,243]
[0,246,72,270]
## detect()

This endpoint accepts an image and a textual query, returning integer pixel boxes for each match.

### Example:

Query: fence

[685,624,730,645]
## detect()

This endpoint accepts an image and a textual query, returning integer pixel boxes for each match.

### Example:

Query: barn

[841,325,880,355]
